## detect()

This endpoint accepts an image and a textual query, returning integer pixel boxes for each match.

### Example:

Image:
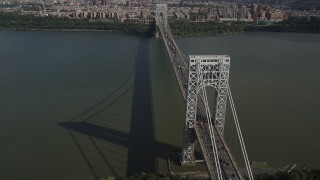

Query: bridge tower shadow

[127,37,156,176]
[58,37,181,179]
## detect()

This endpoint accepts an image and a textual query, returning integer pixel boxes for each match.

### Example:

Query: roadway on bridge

[157,17,243,180]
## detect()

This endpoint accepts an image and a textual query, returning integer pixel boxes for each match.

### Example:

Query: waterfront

[0,31,319,179]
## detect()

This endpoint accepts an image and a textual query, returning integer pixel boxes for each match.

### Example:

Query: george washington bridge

[155,4,254,180]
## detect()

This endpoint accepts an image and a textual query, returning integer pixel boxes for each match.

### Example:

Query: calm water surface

[0,31,319,179]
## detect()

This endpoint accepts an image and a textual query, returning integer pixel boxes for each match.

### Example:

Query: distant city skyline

[1,0,319,24]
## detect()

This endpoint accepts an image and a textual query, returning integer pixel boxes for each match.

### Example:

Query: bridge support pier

[155,32,160,38]
[181,128,197,165]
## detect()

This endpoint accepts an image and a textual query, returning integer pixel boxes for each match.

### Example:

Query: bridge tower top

[155,4,168,30]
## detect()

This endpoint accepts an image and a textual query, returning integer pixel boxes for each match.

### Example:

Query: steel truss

[182,55,230,165]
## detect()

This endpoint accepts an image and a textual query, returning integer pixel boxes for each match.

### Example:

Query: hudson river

[0,31,319,179]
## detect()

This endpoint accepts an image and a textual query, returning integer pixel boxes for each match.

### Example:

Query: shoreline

[0,27,131,33]
[0,27,154,37]
[0,27,318,38]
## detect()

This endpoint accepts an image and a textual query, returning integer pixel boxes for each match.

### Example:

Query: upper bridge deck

[156,15,243,180]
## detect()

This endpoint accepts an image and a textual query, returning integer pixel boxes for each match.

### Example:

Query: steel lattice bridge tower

[155,4,254,180]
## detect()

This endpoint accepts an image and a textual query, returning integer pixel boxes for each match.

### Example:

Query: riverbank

[169,17,320,38]
[245,17,320,34]
[1,12,320,38]
[0,12,155,36]
[0,28,116,32]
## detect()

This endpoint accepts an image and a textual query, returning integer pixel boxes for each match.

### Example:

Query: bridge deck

[157,22,243,179]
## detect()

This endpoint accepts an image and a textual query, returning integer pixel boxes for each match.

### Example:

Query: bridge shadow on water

[58,37,181,179]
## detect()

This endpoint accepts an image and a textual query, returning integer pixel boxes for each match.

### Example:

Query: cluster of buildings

[168,3,286,22]
[16,0,156,24]
[1,0,320,24]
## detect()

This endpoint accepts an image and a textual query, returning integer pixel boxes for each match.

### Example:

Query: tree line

[169,17,320,37]
[245,17,320,33]
[169,20,245,37]
[0,12,154,36]
[1,12,319,37]
[102,169,320,180]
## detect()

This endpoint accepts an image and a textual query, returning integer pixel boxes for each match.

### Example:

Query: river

[0,31,319,179]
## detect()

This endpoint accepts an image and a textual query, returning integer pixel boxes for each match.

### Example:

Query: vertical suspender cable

[227,85,254,180]
[201,87,223,180]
